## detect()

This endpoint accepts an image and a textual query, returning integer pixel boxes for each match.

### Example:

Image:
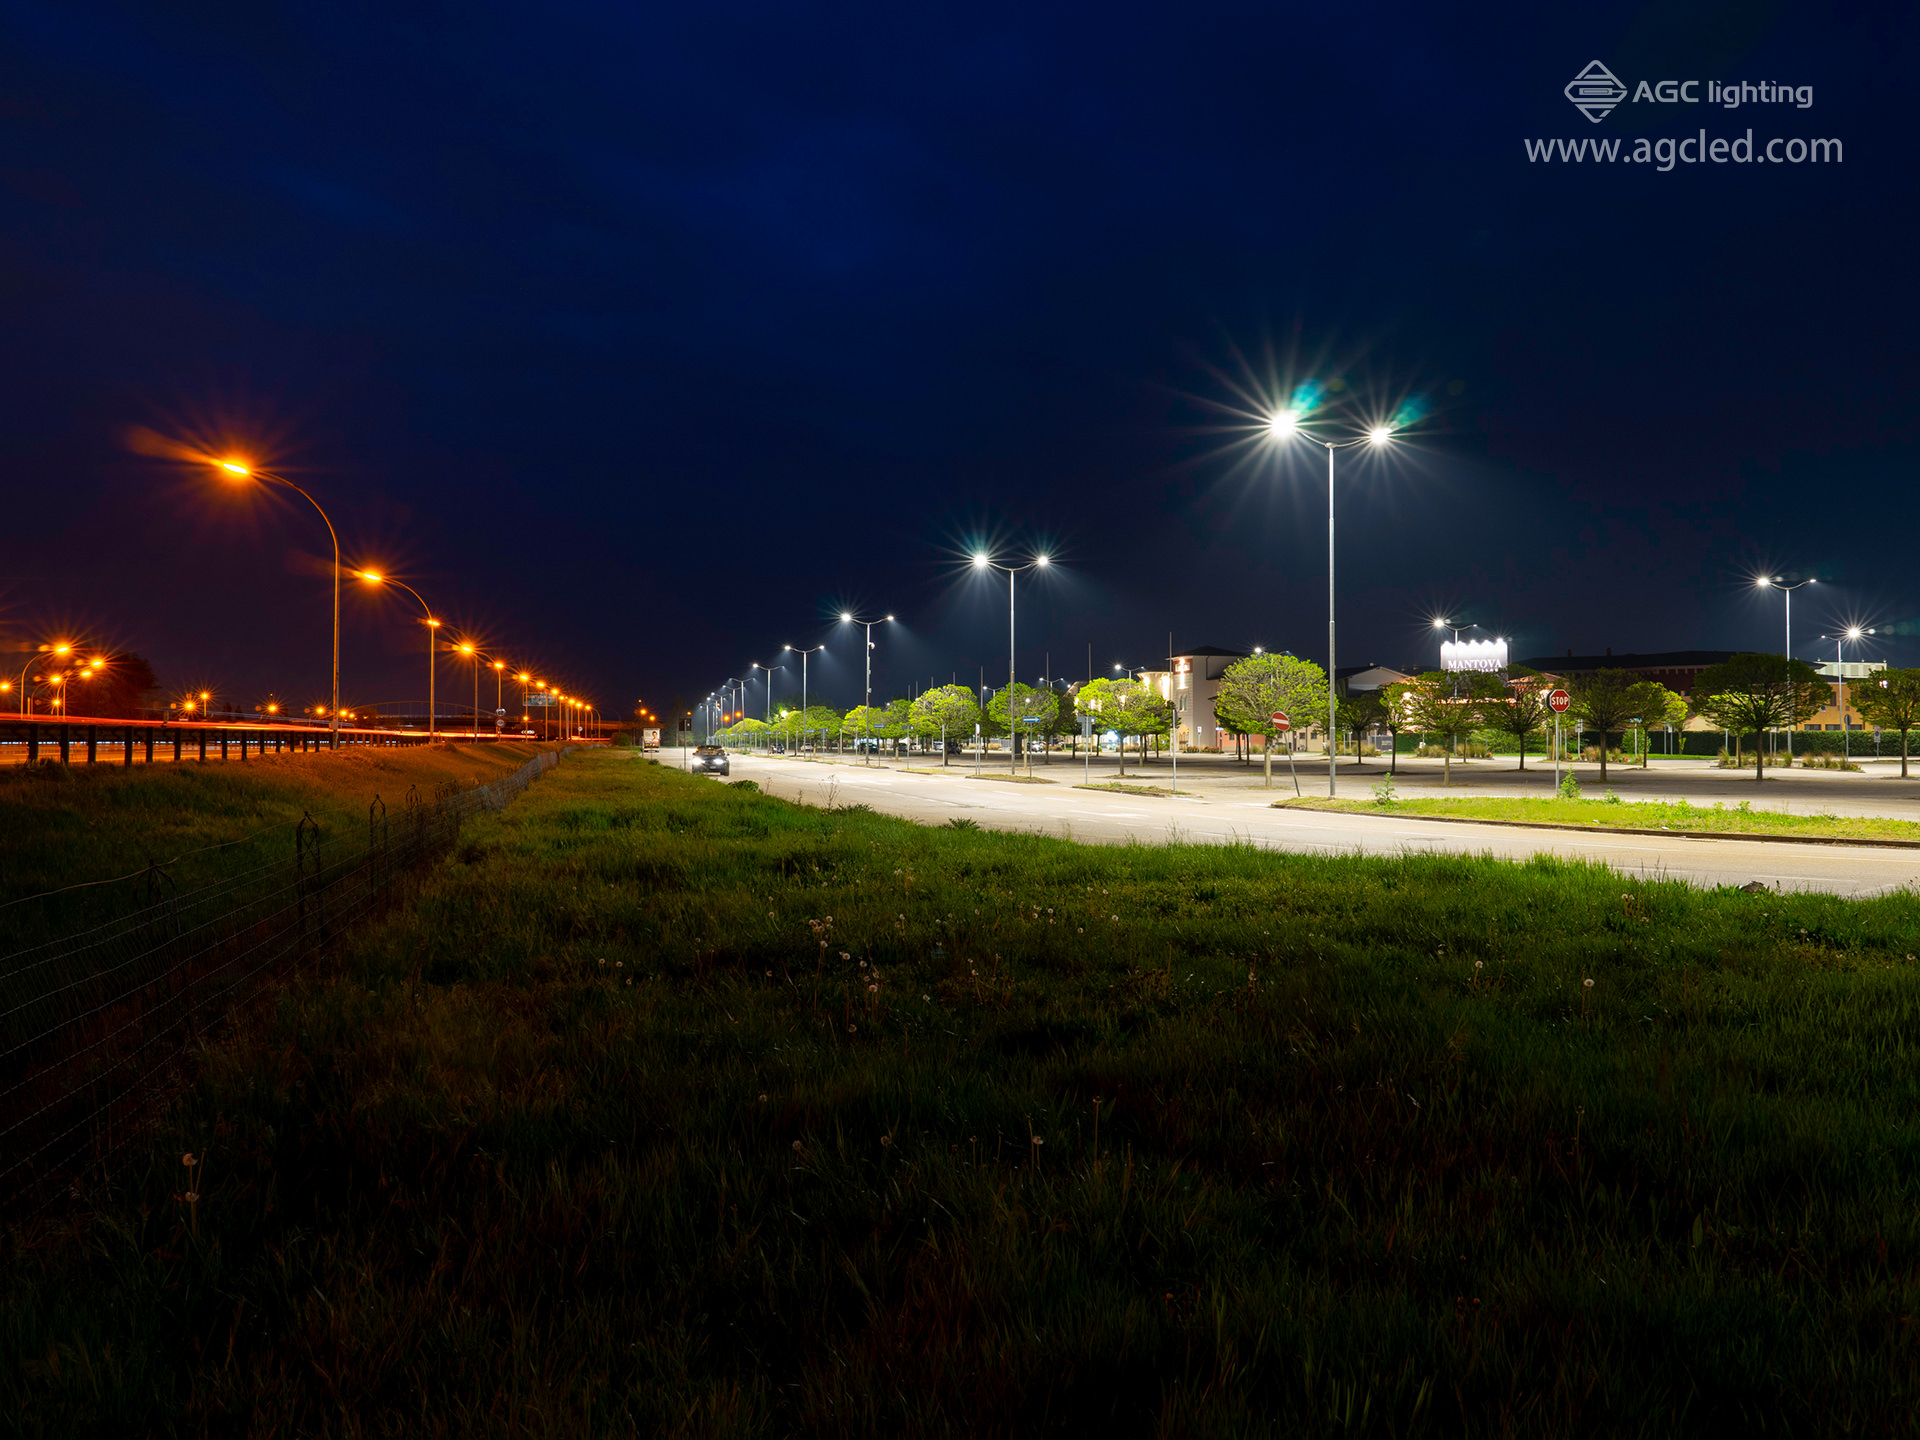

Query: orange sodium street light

[359,571,440,738]
[215,459,343,747]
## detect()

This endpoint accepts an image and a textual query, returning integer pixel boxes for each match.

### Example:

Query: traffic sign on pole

[1269,710,1291,731]
[1548,689,1571,714]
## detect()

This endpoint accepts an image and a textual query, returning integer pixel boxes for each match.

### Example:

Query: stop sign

[1548,689,1571,713]
[1269,711,1291,731]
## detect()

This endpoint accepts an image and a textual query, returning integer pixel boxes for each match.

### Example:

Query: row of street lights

[200,458,593,743]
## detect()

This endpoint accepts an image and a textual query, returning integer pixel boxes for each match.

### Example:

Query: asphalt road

[711,750,1920,900]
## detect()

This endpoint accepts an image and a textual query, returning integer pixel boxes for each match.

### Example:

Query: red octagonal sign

[1548,689,1572,713]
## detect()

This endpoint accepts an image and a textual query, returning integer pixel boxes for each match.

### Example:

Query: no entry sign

[1269,711,1291,731]
[1548,689,1571,714]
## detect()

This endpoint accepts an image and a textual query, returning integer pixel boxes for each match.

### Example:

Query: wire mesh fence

[0,746,570,1223]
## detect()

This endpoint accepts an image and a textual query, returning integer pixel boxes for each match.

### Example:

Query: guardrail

[0,714,606,765]
[0,746,573,1223]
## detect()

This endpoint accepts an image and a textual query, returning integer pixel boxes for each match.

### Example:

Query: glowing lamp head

[1432,617,1447,630]
[218,460,251,477]
[1266,411,1299,437]
[459,643,473,654]
[199,691,210,700]
[493,661,504,670]
[885,613,895,622]
[1368,426,1393,446]
[359,571,383,583]
[1034,554,1050,568]
[972,552,990,569]
[841,611,854,623]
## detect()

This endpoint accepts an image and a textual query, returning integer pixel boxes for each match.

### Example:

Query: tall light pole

[782,643,825,755]
[1756,575,1816,758]
[839,611,894,764]
[972,552,1050,774]
[1264,415,1394,797]
[18,642,75,716]
[749,660,786,752]
[456,642,483,738]
[358,573,439,738]
[216,460,343,747]
[1819,626,1876,743]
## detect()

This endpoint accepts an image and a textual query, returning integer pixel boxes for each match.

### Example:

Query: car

[690,744,730,776]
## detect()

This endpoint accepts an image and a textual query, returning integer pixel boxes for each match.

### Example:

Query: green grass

[0,744,560,945]
[1275,793,1920,843]
[7,751,1920,1436]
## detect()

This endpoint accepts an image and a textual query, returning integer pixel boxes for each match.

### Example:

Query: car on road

[690,744,730,776]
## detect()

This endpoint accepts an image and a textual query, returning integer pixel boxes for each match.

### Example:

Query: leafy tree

[721,717,768,747]
[1848,666,1920,778]
[64,651,162,719]
[910,685,980,765]
[1478,667,1555,771]
[1381,671,1501,785]
[1568,668,1679,781]
[1689,654,1829,781]
[842,705,887,757]
[1627,688,1689,766]
[878,698,913,758]
[986,682,1057,763]
[1335,692,1385,765]
[801,705,843,755]
[1047,686,1080,757]
[1076,677,1172,774]
[1213,654,1329,788]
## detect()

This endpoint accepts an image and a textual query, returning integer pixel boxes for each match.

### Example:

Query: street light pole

[1757,575,1816,758]
[1264,418,1395,797]
[972,553,1050,775]
[782,644,825,755]
[839,612,895,764]
[357,574,438,738]
[216,461,342,748]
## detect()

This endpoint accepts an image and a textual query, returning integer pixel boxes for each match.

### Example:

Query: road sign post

[1268,711,1298,795]
[1548,689,1571,792]
[1081,715,1094,784]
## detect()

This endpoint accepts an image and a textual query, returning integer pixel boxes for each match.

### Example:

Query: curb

[1268,804,1920,851]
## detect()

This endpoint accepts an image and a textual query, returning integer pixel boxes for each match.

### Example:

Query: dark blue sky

[3,2,1914,723]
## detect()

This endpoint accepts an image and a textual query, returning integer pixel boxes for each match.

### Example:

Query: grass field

[0,743,561,945]
[6,751,1920,1436]
[1274,792,1920,844]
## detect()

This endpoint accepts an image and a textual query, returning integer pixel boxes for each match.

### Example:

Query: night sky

[3,3,1915,725]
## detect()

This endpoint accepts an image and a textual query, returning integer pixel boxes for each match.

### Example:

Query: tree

[1568,668,1678,781]
[878,698,913,758]
[800,705,843,756]
[1689,654,1828,781]
[1047,686,1080,758]
[986,683,1057,764]
[1213,654,1329,788]
[722,717,768,748]
[841,705,887,758]
[1477,667,1554,771]
[910,685,979,765]
[1335,692,1386,764]
[1076,677,1172,774]
[1381,671,1500,785]
[1630,689,1689,766]
[1848,667,1920,778]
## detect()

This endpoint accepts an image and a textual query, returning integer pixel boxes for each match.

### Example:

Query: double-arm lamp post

[781,644,826,754]
[216,460,342,747]
[1756,575,1816,758]
[971,551,1050,775]
[1818,626,1876,737]
[839,611,894,764]
[1261,415,1395,798]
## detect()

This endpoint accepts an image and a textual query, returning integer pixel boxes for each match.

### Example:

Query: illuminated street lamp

[456,642,483,739]
[491,661,506,736]
[1756,574,1817,758]
[973,552,1050,775]
[18,642,75,716]
[1818,626,1877,738]
[215,459,343,747]
[782,643,826,754]
[358,572,439,738]
[838,612,895,763]
[1264,412,1395,797]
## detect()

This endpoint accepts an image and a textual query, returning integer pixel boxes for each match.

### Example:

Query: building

[1138,647,1246,750]
[1806,659,1887,731]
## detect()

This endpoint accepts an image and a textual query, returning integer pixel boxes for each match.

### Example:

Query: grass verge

[6,750,1920,1436]
[1273,793,1920,844]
